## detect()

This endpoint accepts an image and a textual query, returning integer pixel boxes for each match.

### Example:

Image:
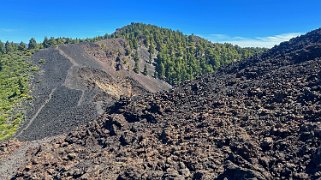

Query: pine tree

[0,41,4,54]
[11,42,18,51]
[148,44,155,54]
[133,51,140,73]
[18,42,26,51]
[133,62,140,74]
[28,38,37,49]
[43,37,50,48]
[5,41,13,53]
[134,51,139,62]
[132,39,138,49]
[148,44,155,63]
[143,64,148,75]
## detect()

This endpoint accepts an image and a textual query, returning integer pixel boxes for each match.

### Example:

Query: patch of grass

[0,50,35,141]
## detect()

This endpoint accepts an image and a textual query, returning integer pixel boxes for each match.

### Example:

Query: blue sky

[1,0,321,47]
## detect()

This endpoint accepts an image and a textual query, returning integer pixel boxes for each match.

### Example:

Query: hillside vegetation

[111,23,267,84]
[0,41,38,140]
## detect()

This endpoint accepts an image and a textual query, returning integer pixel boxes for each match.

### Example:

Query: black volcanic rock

[13,28,321,179]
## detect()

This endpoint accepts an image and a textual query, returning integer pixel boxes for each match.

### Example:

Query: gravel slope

[15,46,100,141]
[16,41,171,141]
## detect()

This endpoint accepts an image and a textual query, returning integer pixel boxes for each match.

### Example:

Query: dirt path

[57,47,80,67]
[57,47,85,107]
[16,88,57,138]
[77,89,85,106]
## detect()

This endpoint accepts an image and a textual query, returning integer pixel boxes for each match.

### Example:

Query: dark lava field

[7,28,321,179]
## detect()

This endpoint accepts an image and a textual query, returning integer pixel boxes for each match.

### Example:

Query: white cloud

[204,32,303,48]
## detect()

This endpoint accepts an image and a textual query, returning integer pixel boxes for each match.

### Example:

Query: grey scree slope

[16,46,103,140]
